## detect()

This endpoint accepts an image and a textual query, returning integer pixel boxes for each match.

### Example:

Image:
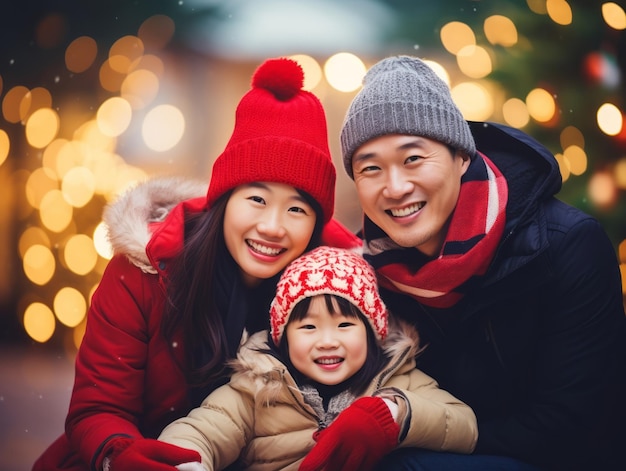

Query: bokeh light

[526,88,556,123]
[54,287,87,328]
[324,53,366,93]
[290,55,322,90]
[23,302,56,343]
[142,104,185,151]
[597,103,623,136]
[440,21,475,54]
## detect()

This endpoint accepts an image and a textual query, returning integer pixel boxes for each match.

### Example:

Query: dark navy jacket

[380,122,626,470]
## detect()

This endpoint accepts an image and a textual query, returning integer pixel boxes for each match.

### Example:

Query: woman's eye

[248,195,265,204]
[288,206,307,214]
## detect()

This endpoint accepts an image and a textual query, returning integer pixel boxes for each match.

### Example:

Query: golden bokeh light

[588,171,617,208]
[20,87,53,122]
[142,104,185,151]
[554,153,571,182]
[502,98,530,128]
[39,189,73,232]
[560,125,584,149]
[23,302,56,343]
[527,0,548,14]
[563,145,587,176]
[65,36,98,73]
[422,60,450,86]
[97,97,132,137]
[596,103,623,136]
[0,128,9,167]
[94,221,114,260]
[25,167,58,209]
[23,244,56,286]
[121,69,160,109]
[546,0,573,26]
[484,15,518,47]
[526,88,556,123]
[62,166,96,208]
[440,21,476,54]
[63,234,98,275]
[456,45,492,79]
[324,53,366,93]
[2,85,30,123]
[129,54,165,77]
[25,107,60,149]
[451,82,494,121]
[109,35,145,74]
[18,226,51,258]
[614,158,626,189]
[602,2,626,30]
[138,14,175,51]
[99,58,127,93]
[53,287,87,327]
[290,55,322,90]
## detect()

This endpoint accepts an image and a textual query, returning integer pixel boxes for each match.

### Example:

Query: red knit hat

[206,58,336,223]
[270,246,388,345]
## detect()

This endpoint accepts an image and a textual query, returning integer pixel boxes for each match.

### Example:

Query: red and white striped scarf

[363,152,508,308]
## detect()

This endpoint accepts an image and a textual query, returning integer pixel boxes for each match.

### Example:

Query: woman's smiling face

[223,182,317,287]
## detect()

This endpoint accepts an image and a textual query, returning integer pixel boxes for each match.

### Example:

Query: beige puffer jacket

[159,318,478,470]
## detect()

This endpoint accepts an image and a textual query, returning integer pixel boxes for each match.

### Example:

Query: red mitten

[299,396,399,471]
[104,437,201,471]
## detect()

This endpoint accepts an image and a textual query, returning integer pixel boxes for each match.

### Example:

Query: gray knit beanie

[340,55,476,178]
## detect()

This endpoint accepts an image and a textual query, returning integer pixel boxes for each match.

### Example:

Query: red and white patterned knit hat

[270,246,388,345]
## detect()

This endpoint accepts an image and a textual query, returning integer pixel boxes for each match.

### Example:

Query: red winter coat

[32,177,360,471]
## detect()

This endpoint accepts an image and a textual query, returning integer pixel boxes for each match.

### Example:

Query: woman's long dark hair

[277,294,389,396]
[162,188,325,389]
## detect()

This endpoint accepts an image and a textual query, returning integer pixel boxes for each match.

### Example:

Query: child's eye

[298,324,316,330]
[338,322,356,328]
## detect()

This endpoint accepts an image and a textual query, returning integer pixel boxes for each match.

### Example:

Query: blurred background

[0,1,624,470]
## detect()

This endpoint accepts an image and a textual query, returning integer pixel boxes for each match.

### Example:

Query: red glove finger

[107,437,201,471]
[299,396,399,471]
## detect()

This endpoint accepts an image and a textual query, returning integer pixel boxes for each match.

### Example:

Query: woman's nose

[256,210,286,238]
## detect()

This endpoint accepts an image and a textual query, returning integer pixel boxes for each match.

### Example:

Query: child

[159,246,478,471]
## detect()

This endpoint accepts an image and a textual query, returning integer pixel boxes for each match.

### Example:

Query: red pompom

[252,58,304,101]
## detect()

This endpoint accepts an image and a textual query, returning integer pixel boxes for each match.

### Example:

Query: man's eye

[360,165,380,173]
[406,155,422,163]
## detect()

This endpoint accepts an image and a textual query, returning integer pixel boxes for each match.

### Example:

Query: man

[339,55,626,470]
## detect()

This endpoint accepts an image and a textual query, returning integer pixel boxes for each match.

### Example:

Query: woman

[32,57,359,471]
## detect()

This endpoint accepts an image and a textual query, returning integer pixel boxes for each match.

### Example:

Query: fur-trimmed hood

[229,316,422,406]
[102,177,207,272]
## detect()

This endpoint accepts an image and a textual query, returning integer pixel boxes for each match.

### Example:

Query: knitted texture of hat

[207,58,336,222]
[340,55,477,178]
[270,246,388,345]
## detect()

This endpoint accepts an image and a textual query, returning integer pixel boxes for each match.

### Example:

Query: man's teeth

[248,241,282,255]
[390,203,423,217]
